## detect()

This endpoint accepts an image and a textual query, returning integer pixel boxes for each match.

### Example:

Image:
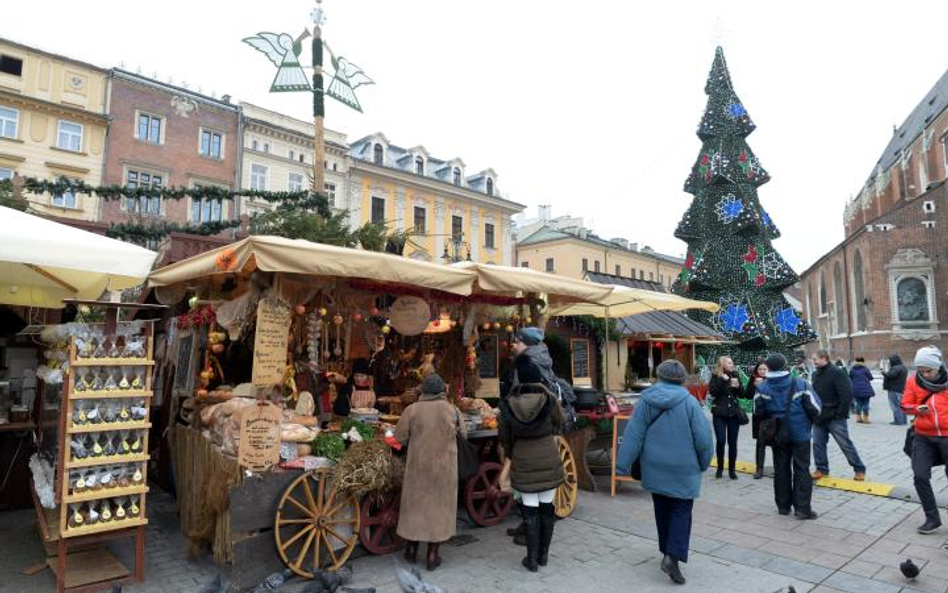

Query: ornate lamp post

[441,232,472,264]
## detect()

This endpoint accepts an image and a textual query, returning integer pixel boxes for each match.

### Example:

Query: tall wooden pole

[312,25,326,195]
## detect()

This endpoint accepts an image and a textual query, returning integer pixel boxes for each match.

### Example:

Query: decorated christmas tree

[672,47,816,367]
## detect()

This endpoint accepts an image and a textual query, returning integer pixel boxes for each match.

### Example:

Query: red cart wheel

[464,461,514,526]
[359,490,403,555]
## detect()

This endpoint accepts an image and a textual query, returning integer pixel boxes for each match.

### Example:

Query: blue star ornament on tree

[774,307,801,335]
[721,303,750,333]
[714,194,744,223]
[726,102,746,119]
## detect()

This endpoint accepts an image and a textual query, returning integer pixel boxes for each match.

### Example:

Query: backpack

[549,376,578,432]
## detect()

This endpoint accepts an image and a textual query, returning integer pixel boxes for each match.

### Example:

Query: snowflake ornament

[759,251,783,279]
[774,307,801,335]
[720,303,750,333]
[725,102,746,119]
[714,194,744,223]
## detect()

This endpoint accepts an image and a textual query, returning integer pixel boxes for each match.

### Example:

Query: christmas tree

[672,47,816,367]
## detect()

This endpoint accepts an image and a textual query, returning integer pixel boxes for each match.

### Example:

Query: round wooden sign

[388,296,430,336]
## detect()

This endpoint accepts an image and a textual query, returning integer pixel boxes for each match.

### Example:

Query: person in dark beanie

[755,353,822,519]
[616,360,712,585]
[849,357,875,423]
[883,354,908,425]
[395,373,463,570]
[499,353,565,572]
[810,349,866,481]
[901,346,948,534]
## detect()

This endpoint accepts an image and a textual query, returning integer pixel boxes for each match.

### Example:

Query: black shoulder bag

[630,405,667,481]
[759,380,794,447]
[903,391,936,458]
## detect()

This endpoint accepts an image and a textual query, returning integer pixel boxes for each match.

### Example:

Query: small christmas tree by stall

[672,47,815,366]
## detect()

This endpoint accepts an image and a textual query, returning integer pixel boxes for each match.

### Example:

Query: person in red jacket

[901,346,948,534]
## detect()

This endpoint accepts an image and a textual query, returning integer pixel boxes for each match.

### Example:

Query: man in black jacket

[811,350,867,481]
[883,354,908,425]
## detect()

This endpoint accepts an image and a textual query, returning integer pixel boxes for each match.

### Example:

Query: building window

[922,220,936,229]
[371,196,385,224]
[923,200,935,213]
[415,156,424,175]
[453,167,461,186]
[649,272,654,281]
[852,250,867,331]
[486,178,494,196]
[289,149,295,161]
[333,162,337,171]
[615,265,621,276]
[0,167,12,180]
[833,262,847,333]
[51,180,77,209]
[288,172,304,192]
[252,139,258,151]
[582,258,588,272]
[484,223,495,249]
[451,215,463,241]
[299,153,305,163]
[324,182,336,207]
[521,261,529,268]
[124,169,162,215]
[0,106,19,139]
[0,55,23,76]
[373,143,383,164]
[819,273,827,314]
[137,113,161,144]
[594,261,601,273]
[200,129,222,158]
[263,142,270,154]
[659,274,664,284]
[250,164,267,190]
[545,258,554,273]
[57,120,83,152]
[630,267,636,279]
[413,206,426,232]
[191,190,223,223]
[638,270,644,280]
[897,277,930,323]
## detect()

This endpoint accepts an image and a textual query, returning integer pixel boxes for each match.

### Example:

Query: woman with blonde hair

[708,356,744,479]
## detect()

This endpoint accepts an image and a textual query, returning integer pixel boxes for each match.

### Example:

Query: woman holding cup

[708,356,744,480]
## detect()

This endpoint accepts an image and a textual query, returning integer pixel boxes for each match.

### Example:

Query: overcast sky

[11,1,948,271]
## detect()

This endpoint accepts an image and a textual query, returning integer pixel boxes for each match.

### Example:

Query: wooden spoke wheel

[464,461,514,526]
[359,490,403,555]
[554,435,578,518]
[274,468,360,578]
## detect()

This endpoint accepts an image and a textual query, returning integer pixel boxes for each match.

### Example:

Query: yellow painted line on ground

[708,459,896,497]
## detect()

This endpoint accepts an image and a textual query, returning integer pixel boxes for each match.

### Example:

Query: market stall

[146,236,609,587]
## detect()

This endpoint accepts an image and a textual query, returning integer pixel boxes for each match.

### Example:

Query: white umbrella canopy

[549,284,719,318]
[0,206,158,308]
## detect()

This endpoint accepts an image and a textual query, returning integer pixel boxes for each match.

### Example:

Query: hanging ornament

[370,306,380,316]
[295,304,307,315]
[319,307,328,317]
[353,313,364,322]
[333,314,344,326]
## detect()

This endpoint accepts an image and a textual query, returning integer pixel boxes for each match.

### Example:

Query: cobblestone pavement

[2,387,946,593]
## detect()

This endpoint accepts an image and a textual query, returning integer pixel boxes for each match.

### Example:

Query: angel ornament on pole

[243,0,374,195]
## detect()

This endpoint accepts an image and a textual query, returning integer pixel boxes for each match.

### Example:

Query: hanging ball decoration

[211,343,225,354]
[295,305,307,316]
[200,370,213,381]
[513,313,521,321]
[196,388,208,398]
[370,306,380,316]
[450,319,457,328]
[493,322,501,330]
[433,319,441,327]
[482,322,492,331]
[319,307,328,317]
[505,325,514,333]
[381,325,391,335]
[333,314,344,326]
[188,295,199,310]
[526,316,533,323]
[353,313,364,322]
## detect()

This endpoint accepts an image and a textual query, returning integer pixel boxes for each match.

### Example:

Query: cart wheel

[465,461,514,526]
[274,468,360,578]
[554,435,578,518]
[359,490,404,555]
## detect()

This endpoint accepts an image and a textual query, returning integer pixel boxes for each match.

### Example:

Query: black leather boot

[404,540,418,564]
[754,441,765,479]
[661,553,686,584]
[521,506,540,572]
[715,458,724,479]
[537,503,556,567]
[728,458,738,480]
[426,542,441,571]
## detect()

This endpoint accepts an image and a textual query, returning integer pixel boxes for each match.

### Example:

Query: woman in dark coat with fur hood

[499,353,564,573]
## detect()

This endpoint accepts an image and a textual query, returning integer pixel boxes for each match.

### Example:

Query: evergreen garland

[106,219,243,243]
[23,176,312,204]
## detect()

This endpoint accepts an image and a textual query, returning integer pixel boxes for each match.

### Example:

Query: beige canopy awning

[0,206,158,308]
[450,261,615,305]
[548,284,719,318]
[148,235,478,296]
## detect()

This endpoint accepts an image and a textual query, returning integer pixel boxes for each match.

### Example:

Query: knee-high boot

[521,505,540,572]
[538,503,556,567]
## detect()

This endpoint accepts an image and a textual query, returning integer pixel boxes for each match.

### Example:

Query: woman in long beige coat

[395,373,464,571]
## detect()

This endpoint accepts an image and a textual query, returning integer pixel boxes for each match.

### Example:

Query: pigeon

[900,558,920,580]
[250,568,296,591]
[340,589,376,593]
[301,567,353,593]
[397,567,447,593]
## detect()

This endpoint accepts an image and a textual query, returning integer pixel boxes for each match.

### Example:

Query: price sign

[238,402,282,471]
[252,295,292,387]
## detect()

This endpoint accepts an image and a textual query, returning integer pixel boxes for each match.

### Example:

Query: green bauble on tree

[672,47,816,367]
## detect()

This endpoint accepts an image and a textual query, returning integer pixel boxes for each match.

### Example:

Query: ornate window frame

[885,248,938,339]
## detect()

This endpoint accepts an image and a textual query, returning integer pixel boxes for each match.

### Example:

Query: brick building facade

[800,66,948,365]
[100,70,240,235]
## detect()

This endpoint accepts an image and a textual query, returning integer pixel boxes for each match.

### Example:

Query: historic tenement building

[800,66,948,364]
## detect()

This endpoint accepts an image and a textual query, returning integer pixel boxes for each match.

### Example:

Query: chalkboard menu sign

[571,338,591,381]
[477,334,499,378]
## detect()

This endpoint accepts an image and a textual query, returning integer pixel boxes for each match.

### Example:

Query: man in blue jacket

[754,353,822,519]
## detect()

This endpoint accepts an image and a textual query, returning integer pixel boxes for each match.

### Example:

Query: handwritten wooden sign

[388,296,430,336]
[252,295,292,387]
[238,402,282,471]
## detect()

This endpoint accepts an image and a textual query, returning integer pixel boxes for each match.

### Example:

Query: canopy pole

[603,305,610,392]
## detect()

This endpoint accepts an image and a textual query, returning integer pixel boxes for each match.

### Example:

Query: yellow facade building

[347,133,524,265]
[0,38,108,220]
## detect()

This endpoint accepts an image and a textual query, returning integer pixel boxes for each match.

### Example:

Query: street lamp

[442,232,472,264]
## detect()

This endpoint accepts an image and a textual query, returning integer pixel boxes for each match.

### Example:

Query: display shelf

[69,390,152,400]
[61,517,148,538]
[65,453,149,470]
[71,358,154,367]
[68,421,151,434]
[64,485,149,504]
[0,419,59,432]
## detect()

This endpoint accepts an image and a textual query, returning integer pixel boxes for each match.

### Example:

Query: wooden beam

[25,264,77,294]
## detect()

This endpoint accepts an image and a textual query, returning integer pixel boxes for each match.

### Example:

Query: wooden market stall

[146,236,614,589]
